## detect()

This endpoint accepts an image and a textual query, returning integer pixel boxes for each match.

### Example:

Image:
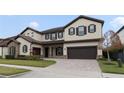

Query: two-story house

[0,15,104,59]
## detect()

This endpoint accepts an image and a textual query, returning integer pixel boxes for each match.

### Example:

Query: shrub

[17,55,41,60]
[5,55,15,59]
[0,56,2,59]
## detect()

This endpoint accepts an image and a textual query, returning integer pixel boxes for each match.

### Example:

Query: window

[45,34,49,40]
[68,27,75,35]
[56,47,63,56]
[88,24,96,33]
[9,46,16,56]
[77,26,86,36]
[31,32,34,34]
[22,45,28,53]
[50,33,57,40]
[58,32,63,38]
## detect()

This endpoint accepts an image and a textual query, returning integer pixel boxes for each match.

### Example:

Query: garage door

[67,46,97,59]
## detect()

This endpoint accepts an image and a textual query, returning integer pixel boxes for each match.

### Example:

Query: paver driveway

[0,59,102,78]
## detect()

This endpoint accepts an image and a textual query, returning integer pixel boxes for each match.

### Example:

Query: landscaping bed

[0,59,56,67]
[98,60,124,74]
[0,66,30,76]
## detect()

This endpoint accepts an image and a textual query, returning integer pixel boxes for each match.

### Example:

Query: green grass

[0,59,56,67]
[0,66,30,76]
[98,60,124,74]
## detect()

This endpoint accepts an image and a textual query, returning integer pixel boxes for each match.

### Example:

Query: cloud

[29,21,39,28]
[110,17,124,30]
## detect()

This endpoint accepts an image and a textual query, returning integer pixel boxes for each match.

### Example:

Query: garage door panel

[67,46,97,59]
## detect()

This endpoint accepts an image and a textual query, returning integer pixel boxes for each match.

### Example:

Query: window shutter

[61,32,63,38]
[94,25,96,32]
[76,27,79,35]
[84,26,87,34]
[55,33,57,39]
[58,33,60,38]
[50,34,52,40]
[68,29,70,35]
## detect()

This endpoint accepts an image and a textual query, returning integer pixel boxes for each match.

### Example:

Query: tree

[103,30,123,62]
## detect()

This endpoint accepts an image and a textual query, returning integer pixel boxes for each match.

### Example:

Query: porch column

[49,47,52,57]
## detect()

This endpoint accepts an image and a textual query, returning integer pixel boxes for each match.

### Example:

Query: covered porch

[43,44,64,58]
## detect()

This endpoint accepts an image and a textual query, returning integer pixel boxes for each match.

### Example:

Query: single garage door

[67,46,97,59]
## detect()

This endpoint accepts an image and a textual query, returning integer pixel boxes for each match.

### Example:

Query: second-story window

[68,27,75,35]
[45,34,49,40]
[88,24,96,33]
[51,33,57,40]
[58,32,63,39]
[76,26,87,36]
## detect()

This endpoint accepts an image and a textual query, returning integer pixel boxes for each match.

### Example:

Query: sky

[0,15,124,38]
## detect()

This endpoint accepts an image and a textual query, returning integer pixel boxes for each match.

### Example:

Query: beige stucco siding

[0,47,2,56]
[118,29,124,45]
[64,18,102,41]
[0,47,8,58]
[63,42,102,57]
[22,29,42,41]
[16,37,31,55]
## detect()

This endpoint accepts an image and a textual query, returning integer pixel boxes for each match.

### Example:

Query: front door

[45,47,49,57]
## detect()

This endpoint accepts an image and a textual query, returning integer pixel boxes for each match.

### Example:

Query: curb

[0,71,31,78]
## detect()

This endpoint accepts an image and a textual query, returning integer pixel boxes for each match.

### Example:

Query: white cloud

[110,17,124,30]
[29,21,39,28]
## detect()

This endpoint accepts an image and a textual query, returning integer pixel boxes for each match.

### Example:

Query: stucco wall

[63,42,102,57]
[118,29,124,45]
[16,37,31,55]
[0,47,2,56]
[0,47,8,58]
[22,29,42,41]
[64,18,102,41]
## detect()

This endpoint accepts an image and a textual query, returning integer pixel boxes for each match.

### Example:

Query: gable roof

[116,26,124,34]
[41,27,64,34]
[20,27,41,35]
[16,35,42,45]
[0,36,17,47]
[64,15,104,28]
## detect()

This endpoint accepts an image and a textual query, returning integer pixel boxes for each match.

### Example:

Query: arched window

[9,46,16,56]
[22,45,28,53]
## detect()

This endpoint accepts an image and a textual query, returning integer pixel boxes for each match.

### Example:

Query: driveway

[0,59,102,78]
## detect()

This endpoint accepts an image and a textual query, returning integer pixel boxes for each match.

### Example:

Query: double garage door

[67,46,97,59]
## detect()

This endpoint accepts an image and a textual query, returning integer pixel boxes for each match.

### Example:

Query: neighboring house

[0,15,104,59]
[116,26,124,45]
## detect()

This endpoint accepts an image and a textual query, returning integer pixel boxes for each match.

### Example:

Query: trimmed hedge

[17,55,41,60]
[0,56,2,59]
[5,55,15,59]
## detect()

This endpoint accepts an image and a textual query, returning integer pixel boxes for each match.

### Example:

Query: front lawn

[98,60,124,74]
[0,59,56,67]
[0,66,30,76]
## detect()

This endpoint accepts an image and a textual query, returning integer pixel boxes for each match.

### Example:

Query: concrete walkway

[0,59,102,78]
